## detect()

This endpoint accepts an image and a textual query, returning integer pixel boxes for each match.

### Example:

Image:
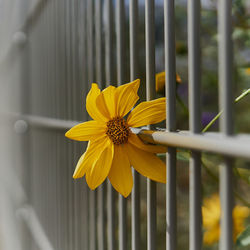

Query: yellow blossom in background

[202,194,250,245]
[233,205,250,240]
[65,79,167,197]
[155,71,182,93]
[245,67,250,76]
[202,194,221,245]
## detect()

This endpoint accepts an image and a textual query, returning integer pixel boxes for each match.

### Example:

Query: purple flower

[202,112,218,128]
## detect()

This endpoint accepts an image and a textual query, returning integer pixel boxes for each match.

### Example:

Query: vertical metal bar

[17,1,30,248]
[72,0,89,246]
[58,1,69,248]
[71,1,82,248]
[105,0,113,85]
[129,1,140,250]
[118,197,127,250]
[116,1,127,250]
[54,2,61,248]
[89,190,97,250]
[218,0,234,249]
[129,0,139,80]
[97,186,105,250]
[218,0,233,136]
[105,1,116,250]
[77,0,89,248]
[65,1,75,248]
[188,0,201,134]
[116,0,125,85]
[95,1,106,250]
[49,1,57,247]
[219,159,233,250]
[96,0,103,85]
[145,0,155,100]
[187,0,202,249]
[147,182,156,250]
[189,153,202,247]
[145,0,157,250]
[107,181,116,250]
[87,1,97,250]
[87,0,94,85]
[164,0,177,249]
[165,148,176,250]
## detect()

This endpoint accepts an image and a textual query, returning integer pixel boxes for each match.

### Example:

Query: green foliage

[236,226,250,247]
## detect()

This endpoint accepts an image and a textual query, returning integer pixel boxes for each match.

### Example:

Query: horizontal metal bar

[14,114,250,160]
[13,114,78,131]
[138,130,250,160]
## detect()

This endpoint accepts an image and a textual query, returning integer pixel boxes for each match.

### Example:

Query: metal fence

[1,0,250,250]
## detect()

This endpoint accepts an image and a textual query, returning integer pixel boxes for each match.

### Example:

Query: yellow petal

[202,206,220,229]
[202,194,221,229]
[233,205,250,241]
[176,74,182,84]
[116,79,140,117]
[245,67,250,76]
[72,152,87,179]
[203,225,220,245]
[233,205,250,219]
[65,120,106,141]
[155,71,166,92]
[96,85,117,119]
[86,83,108,122]
[127,97,166,127]
[86,141,114,189]
[73,137,109,179]
[125,142,166,183]
[128,133,167,153]
[155,72,182,93]
[108,145,133,197]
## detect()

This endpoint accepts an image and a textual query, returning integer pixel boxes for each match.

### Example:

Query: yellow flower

[245,67,250,76]
[65,79,167,197]
[202,194,250,245]
[155,71,182,93]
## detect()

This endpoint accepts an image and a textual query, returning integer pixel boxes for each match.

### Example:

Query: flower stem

[202,111,222,133]
[235,88,250,103]
[202,88,250,133]
[176,93,189,115]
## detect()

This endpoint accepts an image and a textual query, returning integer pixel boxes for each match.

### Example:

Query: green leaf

[236,225,250,247]
[157,151,190,162]
[177,152,189,162]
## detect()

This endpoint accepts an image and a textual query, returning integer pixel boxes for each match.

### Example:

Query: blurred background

[0,0,250,249]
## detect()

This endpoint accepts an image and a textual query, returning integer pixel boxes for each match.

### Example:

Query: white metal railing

[1,0,248,250]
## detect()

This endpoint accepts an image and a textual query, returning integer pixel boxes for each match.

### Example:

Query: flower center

[106,117,130,145]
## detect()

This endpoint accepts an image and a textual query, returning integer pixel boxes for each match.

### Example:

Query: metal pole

[116,1,127,250]
[218,0,234,249]
[80,1,89,245]
[87,1,97,250]
[164,0,177,249]
[129,1,141,250]
[95,1,106,250]
[187,0,202,249]
[105,1,116,250]
[145,0,157,249]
